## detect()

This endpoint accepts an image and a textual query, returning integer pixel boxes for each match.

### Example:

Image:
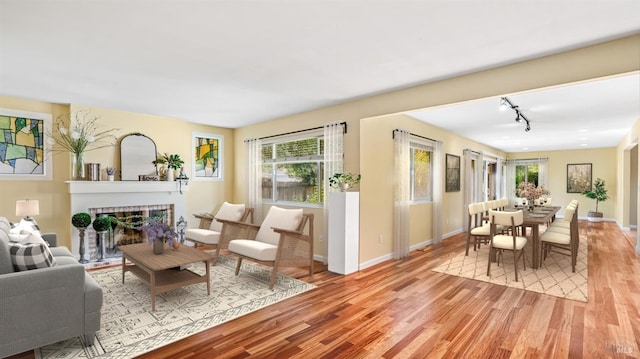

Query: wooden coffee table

[120,243,213,311]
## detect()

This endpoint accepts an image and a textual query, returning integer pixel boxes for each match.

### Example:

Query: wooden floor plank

[8,221,640,359]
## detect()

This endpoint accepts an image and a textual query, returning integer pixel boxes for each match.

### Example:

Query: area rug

[36,254,316,359]
[433,231,588,302]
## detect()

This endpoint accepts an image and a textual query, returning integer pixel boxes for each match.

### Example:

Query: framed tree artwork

[446,153,460,192]
[567,163,591,193]
[192,132,223,181]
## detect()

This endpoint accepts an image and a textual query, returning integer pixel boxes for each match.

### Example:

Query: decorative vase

[167,168,175,181]
[172,240,180,250]
[153,240,164,255]
[72,152,85,180]
[108,174,115,181]
[340,183,350,192]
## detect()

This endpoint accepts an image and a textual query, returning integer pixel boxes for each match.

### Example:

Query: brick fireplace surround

[67,181,188,261]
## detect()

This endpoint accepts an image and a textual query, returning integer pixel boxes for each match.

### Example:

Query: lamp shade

[16,199,40,217]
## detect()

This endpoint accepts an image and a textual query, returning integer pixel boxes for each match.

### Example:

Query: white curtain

[393,129,410,259]
[463,149,482,230]
[432,140,443,244]
[538,157,549,189]
[323,121,344,265]
[495,157,503,199]
[245,138,263,222]
[505,159,517,205]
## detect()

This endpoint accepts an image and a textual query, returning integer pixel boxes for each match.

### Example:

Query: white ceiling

[1,0,639,152]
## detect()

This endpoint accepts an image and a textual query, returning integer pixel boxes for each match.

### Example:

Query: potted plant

[329,172,361,192]
[582,178,609,222]
[72,212,92,263]
[153,153,184,181]
[92,216,111,232]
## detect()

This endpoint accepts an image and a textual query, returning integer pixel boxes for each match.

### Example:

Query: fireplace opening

[88,204,174,261]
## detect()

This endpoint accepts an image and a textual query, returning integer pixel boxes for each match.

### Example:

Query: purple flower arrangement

[138,219,178,246]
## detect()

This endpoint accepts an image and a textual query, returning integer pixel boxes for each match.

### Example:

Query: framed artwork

[0,108,53,180]
[567,163,591,193]
[445,153,460,192]
[192,132,223,181]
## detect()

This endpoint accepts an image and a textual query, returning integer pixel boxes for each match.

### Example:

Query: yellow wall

[234,35,639,266]
[1,35,638,263]
[359,113,505,264]
[616,117,639,249]
[508,148,617,218]
[0,99,234,248]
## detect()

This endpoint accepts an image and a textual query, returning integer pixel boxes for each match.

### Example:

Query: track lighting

[500,97,531,132]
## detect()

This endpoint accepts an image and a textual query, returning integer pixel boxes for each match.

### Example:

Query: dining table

[511,205,562,269]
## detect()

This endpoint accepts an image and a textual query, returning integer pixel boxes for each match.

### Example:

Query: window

[515,162,539,187]
[262,135,325,205]
[411,143,432,201]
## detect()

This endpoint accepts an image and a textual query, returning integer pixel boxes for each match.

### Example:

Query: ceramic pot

[153,240,164,255]
[172,240,180,250]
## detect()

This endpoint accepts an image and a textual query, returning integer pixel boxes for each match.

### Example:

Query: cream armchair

[220,206,314,289]
[186,202,253,264]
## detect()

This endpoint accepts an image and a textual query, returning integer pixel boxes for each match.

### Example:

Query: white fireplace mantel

[67,181,188,259]
[67,180,188,194]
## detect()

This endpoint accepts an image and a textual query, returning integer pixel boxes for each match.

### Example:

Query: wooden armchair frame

[189,208,254,265]
[219,213,314,289]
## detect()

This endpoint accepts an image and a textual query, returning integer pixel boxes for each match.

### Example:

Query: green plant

[71,212,91,228]
[92,216,111,232]
[153,152,184,170]
[329,172,361,189]
[582,178,609,213]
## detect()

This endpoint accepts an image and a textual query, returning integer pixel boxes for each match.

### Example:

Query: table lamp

[16,199,40,222]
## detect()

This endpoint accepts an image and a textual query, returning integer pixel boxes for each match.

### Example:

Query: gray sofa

[0,217,103,358]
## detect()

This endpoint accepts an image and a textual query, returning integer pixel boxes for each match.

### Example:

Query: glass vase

[72,152,86,180]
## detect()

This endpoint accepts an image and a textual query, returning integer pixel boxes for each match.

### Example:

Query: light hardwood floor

[10,221,640,358]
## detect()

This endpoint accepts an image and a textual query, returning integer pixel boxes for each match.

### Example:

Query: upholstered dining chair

[540,206,579,272]
[466,202,491,256]
[186,202,254,264]
[487,209,527,282]
[222,206,314,289]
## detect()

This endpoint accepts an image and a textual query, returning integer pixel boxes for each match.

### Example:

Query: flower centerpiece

[138,219,178,254]
[47,111,119,180]
[516,181,550,209]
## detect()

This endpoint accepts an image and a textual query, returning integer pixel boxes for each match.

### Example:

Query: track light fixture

[500,97,531,132]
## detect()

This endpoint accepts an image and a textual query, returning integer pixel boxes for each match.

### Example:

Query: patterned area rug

[433,231,588,302]
[36,254,316,359]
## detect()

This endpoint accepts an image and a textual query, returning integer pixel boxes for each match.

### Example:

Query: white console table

[328,191,359,274]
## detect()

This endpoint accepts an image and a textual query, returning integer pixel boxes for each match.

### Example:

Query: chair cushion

[470,224,491,236]
[540,231,570,245]
[186,228,221,245]
[255,206,303,245]
[228,239,278,261]
[209,202,246,232]
[545,226,570,235]
[492,234,527,250]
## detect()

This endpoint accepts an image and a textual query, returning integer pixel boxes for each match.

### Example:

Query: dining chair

[540,206,578,272]
[186,202,254,265]
[466,202,491,255]
[222,206,314,289]
[487,209,527,282]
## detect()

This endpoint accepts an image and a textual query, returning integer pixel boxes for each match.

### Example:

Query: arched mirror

[120,133,158,180]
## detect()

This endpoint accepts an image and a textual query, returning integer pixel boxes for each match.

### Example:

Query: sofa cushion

[10,219,41,237]
[8,242,56,271]
[0,230,14,274]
